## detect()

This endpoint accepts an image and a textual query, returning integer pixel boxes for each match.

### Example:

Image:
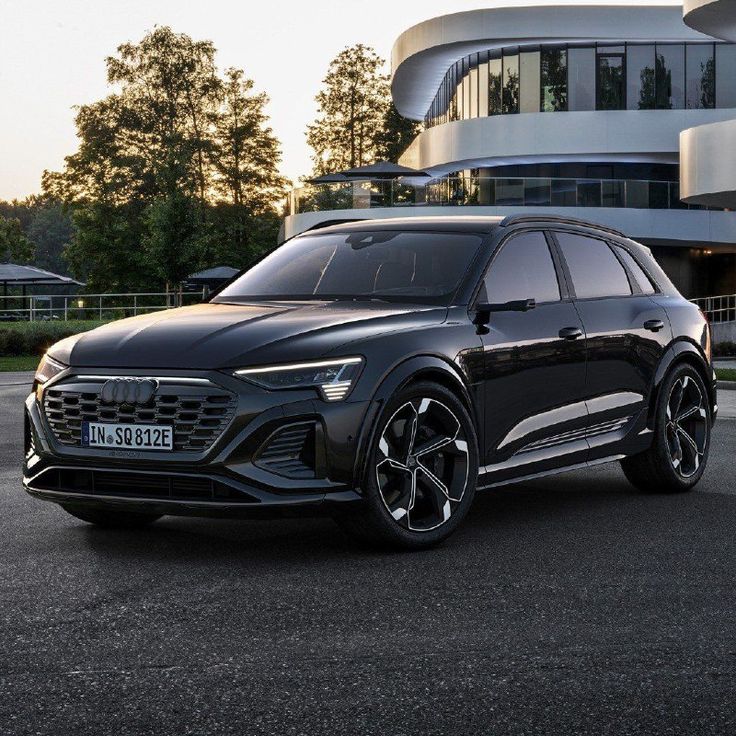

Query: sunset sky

[0,0,677,201]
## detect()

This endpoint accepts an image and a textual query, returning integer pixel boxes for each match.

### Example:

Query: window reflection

[425,41,736,127]
[502,51,520,114]
[597,47,625,110]
[541,48,567,112]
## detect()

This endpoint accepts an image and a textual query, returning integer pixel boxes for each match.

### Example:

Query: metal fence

[691,294,736,324]
[0,291,207,322]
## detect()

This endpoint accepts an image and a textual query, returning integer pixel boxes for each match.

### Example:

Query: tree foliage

[0,213,34,263]
[44,26,287,291]
[375,102,421,163]
[306,45,390,175]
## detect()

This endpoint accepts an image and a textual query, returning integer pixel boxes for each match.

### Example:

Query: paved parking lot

[1,374,735,735]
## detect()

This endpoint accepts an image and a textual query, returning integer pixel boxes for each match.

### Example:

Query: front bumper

[23,366,375,518]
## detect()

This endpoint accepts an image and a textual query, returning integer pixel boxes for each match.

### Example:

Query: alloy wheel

[375,398,470,532]
[665,375,708,479]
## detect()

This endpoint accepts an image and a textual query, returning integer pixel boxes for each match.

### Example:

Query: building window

[489,52,503,115]
[597,46,626,110]
[716,44,736,107]
[426,40,736,125]
[502,50,520,114]
[541,47,567,111]
[656,44,685,109]
[568,47,596,111]
[520,48,541,113]
[627,44,656,110]
[686,44,715,109]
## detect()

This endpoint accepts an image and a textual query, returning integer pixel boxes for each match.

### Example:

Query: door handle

[559,326,583,340]
[643,319,665,332]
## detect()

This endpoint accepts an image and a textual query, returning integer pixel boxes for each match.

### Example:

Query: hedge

[0,321,106,357]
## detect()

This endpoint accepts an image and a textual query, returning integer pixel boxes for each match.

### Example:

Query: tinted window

[216,231,483,305]
[556,232,632,299]
[481,231,560,304]
[613,245,656,294]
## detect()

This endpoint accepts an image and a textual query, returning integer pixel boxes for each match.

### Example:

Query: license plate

[82,422,174,451]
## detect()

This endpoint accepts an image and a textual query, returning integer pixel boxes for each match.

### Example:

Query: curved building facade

[283,5,736,299]
[681,0,736,214]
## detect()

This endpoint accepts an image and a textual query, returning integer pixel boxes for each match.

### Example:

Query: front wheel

[621,363,711,493]
[337,381,479,550]
[61,505,162,528]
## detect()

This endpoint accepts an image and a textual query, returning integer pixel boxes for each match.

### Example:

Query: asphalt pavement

[1,376,735,735]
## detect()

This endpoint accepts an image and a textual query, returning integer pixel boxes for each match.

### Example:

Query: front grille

[32,467,259,503]
[43,378,237,452]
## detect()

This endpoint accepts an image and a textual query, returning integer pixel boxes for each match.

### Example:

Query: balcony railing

[288,177,714,216]
[691,293,736,324]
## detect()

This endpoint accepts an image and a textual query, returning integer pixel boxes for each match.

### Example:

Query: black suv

[23,215,717,549]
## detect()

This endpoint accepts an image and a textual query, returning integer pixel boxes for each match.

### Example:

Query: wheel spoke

[668,378,685,422]
[413,434,456,458]
[677,427,701,472]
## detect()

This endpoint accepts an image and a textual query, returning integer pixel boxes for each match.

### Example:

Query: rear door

[551,230,672,459]
[476,230,588,483]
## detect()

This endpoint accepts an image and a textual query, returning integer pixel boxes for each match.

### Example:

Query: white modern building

[283,4,736,301]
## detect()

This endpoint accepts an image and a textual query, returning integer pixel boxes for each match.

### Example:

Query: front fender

[351,355,476,493]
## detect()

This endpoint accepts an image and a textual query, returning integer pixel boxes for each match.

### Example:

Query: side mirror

[472,298,536,326]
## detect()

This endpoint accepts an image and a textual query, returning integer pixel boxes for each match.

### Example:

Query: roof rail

[499,214,625,238]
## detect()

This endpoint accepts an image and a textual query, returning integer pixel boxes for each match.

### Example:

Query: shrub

[714,341,736,357]
[0,321,105,357]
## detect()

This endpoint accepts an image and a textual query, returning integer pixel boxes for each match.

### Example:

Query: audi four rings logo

[100,378,158,405]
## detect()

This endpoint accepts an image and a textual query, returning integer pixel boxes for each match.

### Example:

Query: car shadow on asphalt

[69,466,663,564]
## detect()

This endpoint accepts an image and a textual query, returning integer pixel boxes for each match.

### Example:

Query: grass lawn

[0,355,39,371]
[716,368,736,382]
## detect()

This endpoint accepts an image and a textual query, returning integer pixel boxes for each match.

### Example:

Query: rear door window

[555,232,632,299]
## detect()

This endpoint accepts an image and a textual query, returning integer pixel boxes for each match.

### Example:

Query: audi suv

[23,215,717,549]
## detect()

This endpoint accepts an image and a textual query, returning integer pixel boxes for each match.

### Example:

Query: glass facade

[425,41,729,127]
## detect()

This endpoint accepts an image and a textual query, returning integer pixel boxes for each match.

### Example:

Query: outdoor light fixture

[233,357,363,401]
[77,299,85,308]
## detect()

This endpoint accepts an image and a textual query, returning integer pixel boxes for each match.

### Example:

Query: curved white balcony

[684,0,736,42]
[681,119,736,208]
[398,109,736,174]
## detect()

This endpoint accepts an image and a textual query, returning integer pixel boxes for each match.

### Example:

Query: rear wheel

[61,506,162,528]
[621,364,711,493]
[337,381,479,550]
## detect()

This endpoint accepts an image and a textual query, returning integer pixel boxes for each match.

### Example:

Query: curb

[719,381,736,392]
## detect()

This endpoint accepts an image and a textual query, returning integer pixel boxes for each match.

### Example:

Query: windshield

[214,230,483,305]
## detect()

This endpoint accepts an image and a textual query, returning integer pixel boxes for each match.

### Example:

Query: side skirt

[476,453,626,490]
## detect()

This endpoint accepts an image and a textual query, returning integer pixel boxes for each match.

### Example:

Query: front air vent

[253,422,321,479]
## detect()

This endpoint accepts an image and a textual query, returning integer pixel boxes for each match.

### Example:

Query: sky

[0,0,678,201]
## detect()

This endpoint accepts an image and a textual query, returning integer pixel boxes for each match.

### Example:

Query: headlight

[234,357,363,402]
[34,353,67,401]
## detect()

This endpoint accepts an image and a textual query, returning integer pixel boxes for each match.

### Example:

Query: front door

[476,230,588,485]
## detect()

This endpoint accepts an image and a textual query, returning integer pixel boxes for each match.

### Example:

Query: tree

[0,215,33,262]
[44,27,286,291]
[375,102,421,163]
[210,68,287,260]
[307,45,390,175]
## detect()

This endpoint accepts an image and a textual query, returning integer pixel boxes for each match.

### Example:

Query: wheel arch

[648,340,715,427]
[352,355,478,490]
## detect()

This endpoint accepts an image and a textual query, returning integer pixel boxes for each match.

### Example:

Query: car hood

[53,301,447,370]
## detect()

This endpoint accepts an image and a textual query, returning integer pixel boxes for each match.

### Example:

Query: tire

[621,363,711,494]
[61,505,162,528]
[336,380,479,550]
